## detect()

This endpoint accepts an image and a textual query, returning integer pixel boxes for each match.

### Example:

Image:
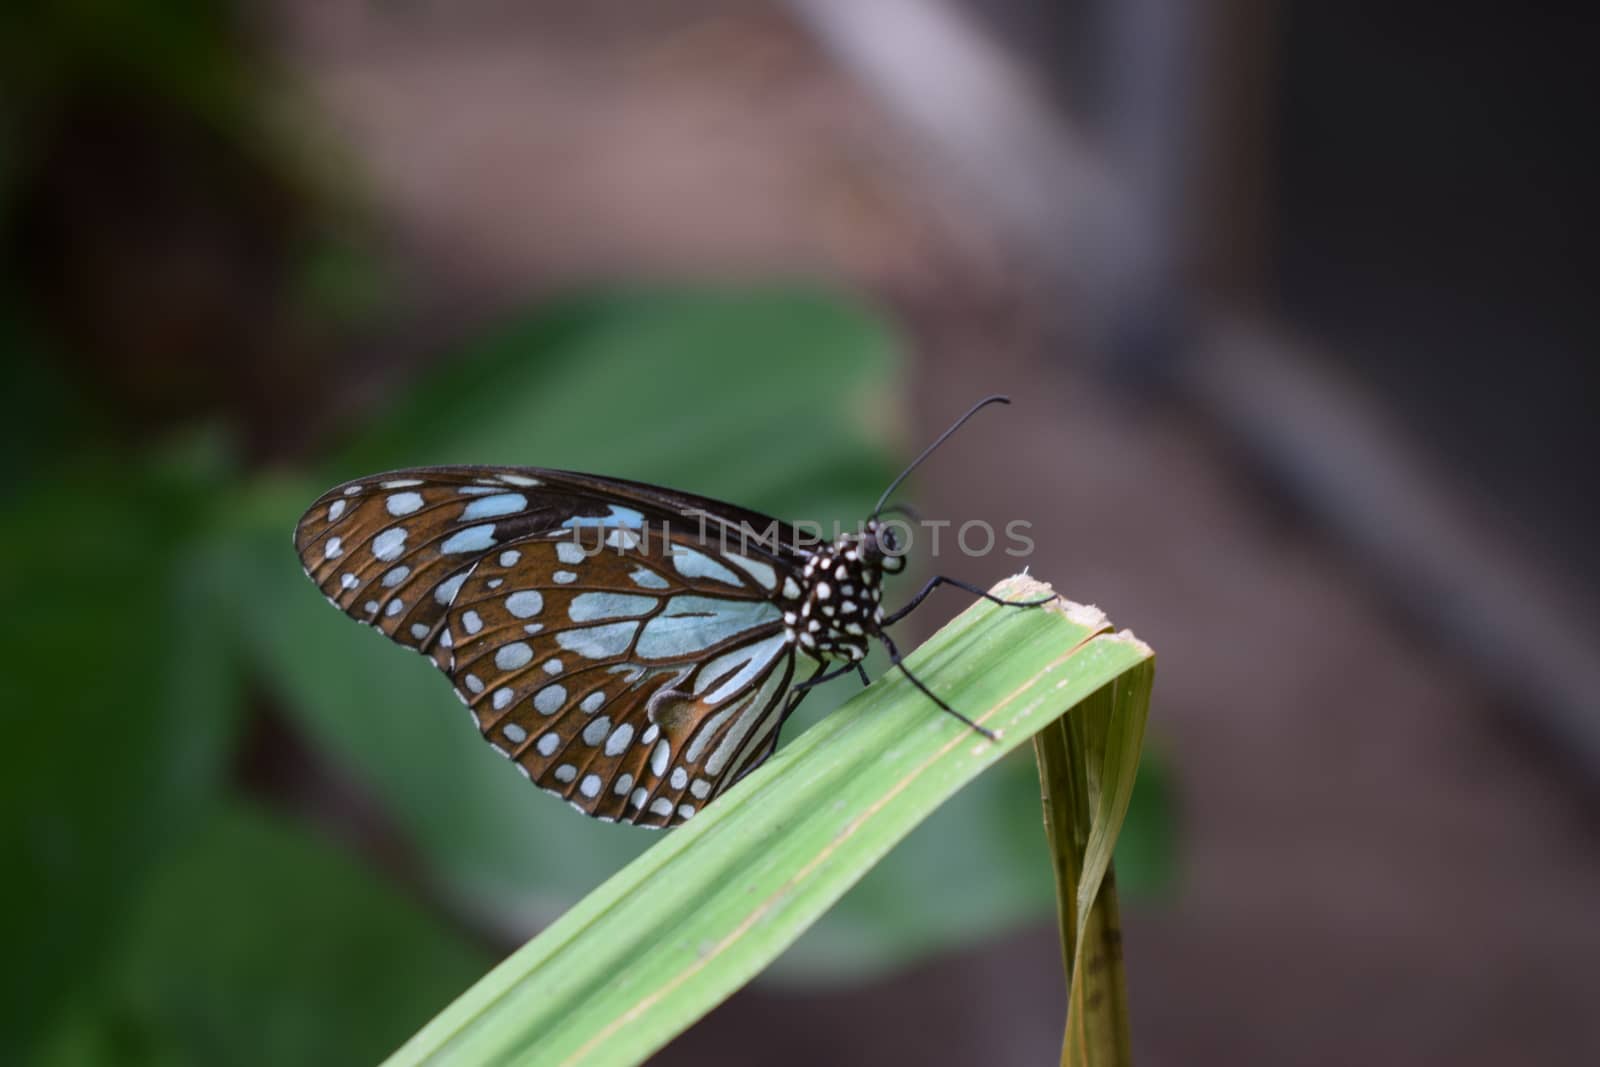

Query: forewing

[294,466,803,668]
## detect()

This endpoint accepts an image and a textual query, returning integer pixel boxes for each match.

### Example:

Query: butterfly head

[787,519,906,662]
[858,518,908,575]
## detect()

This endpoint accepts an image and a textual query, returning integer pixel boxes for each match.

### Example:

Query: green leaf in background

[0,444,243,1064]
[30,802,492,1067]
[324,287,899,518]
[387,577,1152,1067]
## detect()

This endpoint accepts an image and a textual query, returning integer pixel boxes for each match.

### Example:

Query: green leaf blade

[388,577,1152,1067]
[1036,647,1154,1067]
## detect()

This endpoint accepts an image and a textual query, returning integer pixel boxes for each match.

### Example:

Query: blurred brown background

[5,2,1597,1064]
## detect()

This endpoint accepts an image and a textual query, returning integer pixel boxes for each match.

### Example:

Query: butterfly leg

[793,659,866,692]
[880,575,1055,627]
[877,631,999,742]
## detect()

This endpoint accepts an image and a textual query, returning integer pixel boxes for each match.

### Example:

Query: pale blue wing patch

[568,592,658,622]
[556,621,641,659]
[668,545,744,588]
[462,493,528,520]
[723,552,778,590]
[634,595,780,658]
[561,505,645,530]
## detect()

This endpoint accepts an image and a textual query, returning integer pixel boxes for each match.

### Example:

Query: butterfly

[294,396,1048,828]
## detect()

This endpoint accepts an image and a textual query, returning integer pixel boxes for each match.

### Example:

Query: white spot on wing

[386,491,423,516]
[556,541,587,565]
[381,565,410,587]
[668,545,743,587]
[435,572,467,605]
[441,524,496,554]
[629,566,670,590]
[495,642,533,670]
[604,723,633,756]
[650,797,674,816]
[568,592,656,622]
[499,550,521,566]
[502,722,527,743]
[562,505,644,530]
[651,739,671,777]
[327,500,346,521]
[506,590,542,618]
[606,528,641,550]
[579,774,602,798]
[725,554,778,590]
[635,596,781,659]
[324,536,343,561]
[462,493,527,520]
[553,570,578,584]
[582,716,611,746]
[555,621,638,659]
[372,528,407,561]
[536,732,560,756]
[534,684,566,715]
[554,764,577,783]
[669,767,688,789]
[462,610,482,635]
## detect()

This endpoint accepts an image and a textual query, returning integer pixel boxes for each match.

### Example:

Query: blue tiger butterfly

[295,395,1049,828]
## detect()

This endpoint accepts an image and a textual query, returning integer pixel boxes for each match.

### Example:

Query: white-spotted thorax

[780,519,907,662]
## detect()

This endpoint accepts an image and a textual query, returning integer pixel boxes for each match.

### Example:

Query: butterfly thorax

[783,520,906,662]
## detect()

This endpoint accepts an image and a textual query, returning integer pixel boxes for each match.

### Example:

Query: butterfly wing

[445,531,816,826]
[295,466,814,827]
[294,466,807,660]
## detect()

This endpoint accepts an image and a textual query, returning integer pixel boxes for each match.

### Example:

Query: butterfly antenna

[872,395,1011,518]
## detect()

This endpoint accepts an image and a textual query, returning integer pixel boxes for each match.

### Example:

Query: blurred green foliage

[32,803,492,1067]
[2,285,1173,1064]
[0,4,1173,1063]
